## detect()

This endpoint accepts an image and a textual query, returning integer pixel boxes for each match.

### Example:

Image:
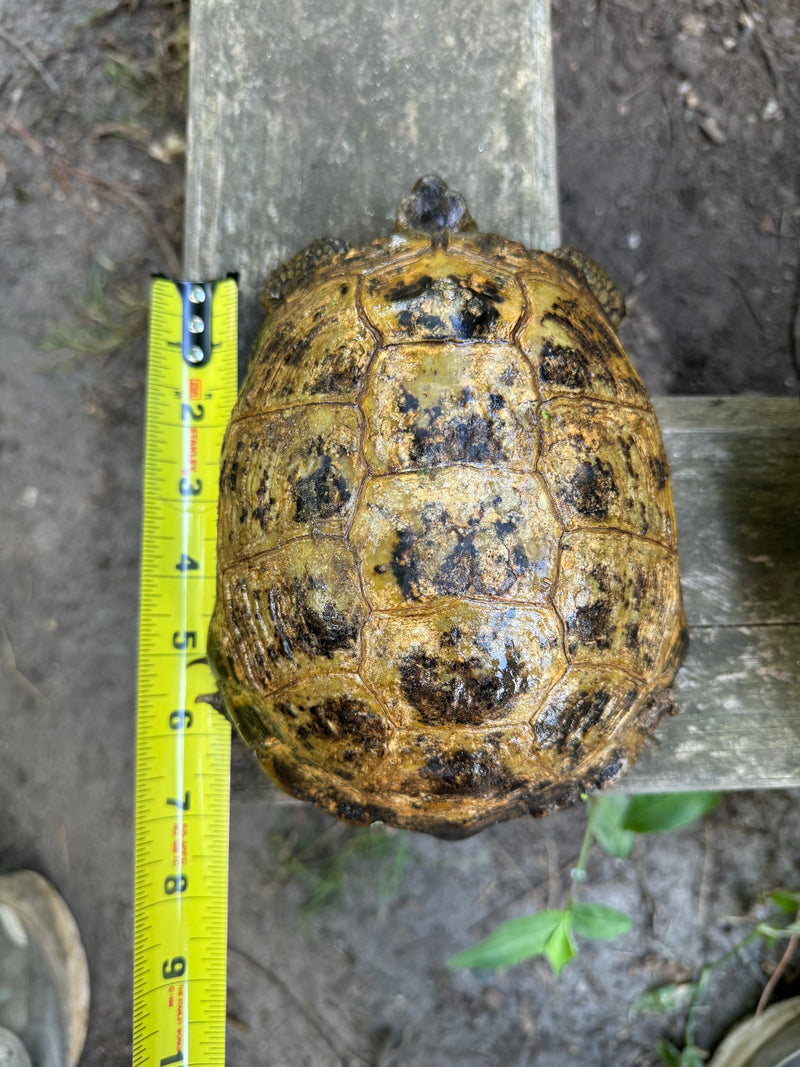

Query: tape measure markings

[134,276,237,1067]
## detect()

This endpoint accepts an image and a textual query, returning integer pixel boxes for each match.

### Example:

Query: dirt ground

[1,1,799,1065]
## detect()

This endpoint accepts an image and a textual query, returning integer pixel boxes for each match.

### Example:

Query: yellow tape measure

[134,276,238,1066]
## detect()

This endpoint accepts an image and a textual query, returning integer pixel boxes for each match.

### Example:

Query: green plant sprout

[448,790,800,1065]
[272,822,410,918]
[42,263,147,361]
[98,1,189,118]
[637,888,800,1067]
[447,791,721,975]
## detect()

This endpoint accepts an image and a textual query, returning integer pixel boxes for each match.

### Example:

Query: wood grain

[184,0,560,353]
[624,397,800,792]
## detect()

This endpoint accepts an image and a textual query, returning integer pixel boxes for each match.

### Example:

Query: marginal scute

[205,624,287,749]
[413,743,526,798]
[551,245,626,330]
[263,237,350,306]
[457,230,536,272]
[392,726,538,803]
[209,178,687,839]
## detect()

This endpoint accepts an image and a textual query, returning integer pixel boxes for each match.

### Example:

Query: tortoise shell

[208,176,687,839]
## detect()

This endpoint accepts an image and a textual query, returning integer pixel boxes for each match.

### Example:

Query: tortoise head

[396,175,476,237]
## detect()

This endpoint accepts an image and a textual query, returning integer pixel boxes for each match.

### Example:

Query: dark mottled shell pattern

[209,185,687,839]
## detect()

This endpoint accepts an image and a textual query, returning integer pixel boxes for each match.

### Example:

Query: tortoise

[208,175,687,839]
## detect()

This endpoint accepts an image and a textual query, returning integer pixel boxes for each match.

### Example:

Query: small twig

[739,0,780,93]
[229,944,363,1065]
[1,115,181,275]
[488,835,536,894]
[709,260,766,332]
[89,122,150,146]
[737,0,800,113]
[756,911,800,1016]
[57,161,182,275]
[0,27,60,95]
[0,114,44,155]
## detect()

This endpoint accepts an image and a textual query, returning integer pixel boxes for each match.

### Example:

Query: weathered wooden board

[624,397,800,792]
[184,0,560,352]
[185,2,800,799]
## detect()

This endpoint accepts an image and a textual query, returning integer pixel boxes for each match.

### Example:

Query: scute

[555,531,682,677]
[239,274,375,411]
[539,399,676,543]
[209,177,687,839]
[517,261,649,407]
[218,405,365,562]
[259,673,393,782]
[349,466,560,609]
[361,342,539,474]
[531,666,644,765]
[362,248,523,344]
[213,538,367,696]
[361,599,565,729]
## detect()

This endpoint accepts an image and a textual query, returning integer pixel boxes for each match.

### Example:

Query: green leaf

[544,915,577,975]
[655,1039,684,1066]
[768,889,800,914]
[654,1040,708,1067]
[447,909,565,970]
[756,919,800,939]
[633,981,697,1016]
[570,902,632,941]
[622,792,720,834]
[680,1047,709,1067]
[591,795,636,858]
